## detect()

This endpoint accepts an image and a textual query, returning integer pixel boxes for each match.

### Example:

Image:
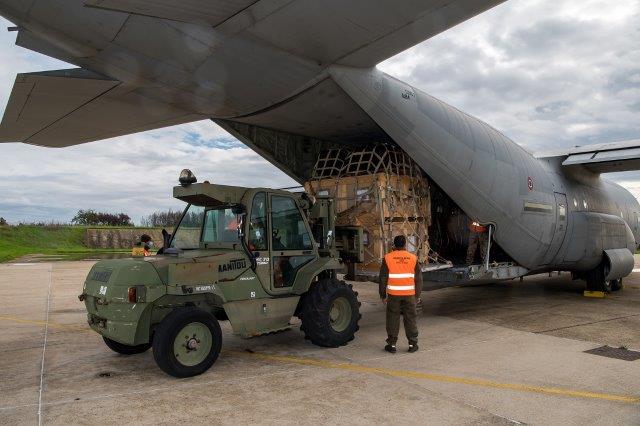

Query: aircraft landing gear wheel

[586,263,612,293]
[610,278,623,292]
[103,336,151,355]
[299,278,361,347]
[152,308,222,378]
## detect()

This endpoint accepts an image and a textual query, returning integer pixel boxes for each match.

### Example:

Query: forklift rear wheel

[299,278,361,347]
[103,337,151,355]
[152,308,222,378]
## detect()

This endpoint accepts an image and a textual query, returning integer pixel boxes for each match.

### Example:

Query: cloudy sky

[0,0,639,224]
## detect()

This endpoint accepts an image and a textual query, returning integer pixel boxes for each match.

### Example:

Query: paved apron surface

[1,261,639,425]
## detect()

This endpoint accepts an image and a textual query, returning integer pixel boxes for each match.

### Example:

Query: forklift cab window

[249,192,268,250]
[171,204,205,249]
[201,207,240,244]
[271,195,313,250]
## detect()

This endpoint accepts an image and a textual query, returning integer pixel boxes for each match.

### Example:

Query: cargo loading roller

[1,0,638,293]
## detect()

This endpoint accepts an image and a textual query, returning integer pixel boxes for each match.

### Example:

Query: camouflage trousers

[466,232,488,265]
[386,296,418,346]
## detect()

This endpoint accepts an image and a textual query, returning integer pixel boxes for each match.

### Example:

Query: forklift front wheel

[152,308,222,378]
[299,278,362,347]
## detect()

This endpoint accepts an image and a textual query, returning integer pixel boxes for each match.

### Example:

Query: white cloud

[0,0,639,223]
[0,123,297,223]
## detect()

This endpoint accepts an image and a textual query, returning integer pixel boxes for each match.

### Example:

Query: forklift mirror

[236,214,246,238]
[326,230,334,247]
[232,204,246,215]
[161,228,172,249]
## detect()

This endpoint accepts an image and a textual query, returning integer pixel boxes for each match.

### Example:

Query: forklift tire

[152,308,222,378]
[103,337,151,355]
[299,278,361,348]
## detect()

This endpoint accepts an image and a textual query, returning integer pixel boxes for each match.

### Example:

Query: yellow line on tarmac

[0,315,90,333]
[233,351,640,404]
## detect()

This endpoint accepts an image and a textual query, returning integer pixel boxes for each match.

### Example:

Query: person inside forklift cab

[466,220,488,265]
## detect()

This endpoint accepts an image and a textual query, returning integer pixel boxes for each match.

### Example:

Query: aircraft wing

[0,69,203,147]
[85,0,506,67]
[537,140,640,173]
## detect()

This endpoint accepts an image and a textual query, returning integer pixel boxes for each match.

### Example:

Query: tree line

[72,209,183,227]
[1,209,183,227]
[71,210,133,226]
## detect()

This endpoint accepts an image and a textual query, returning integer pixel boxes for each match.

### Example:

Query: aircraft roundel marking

[527,177,534,191]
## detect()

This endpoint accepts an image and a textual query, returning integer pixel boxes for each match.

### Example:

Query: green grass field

[0,226,130,263]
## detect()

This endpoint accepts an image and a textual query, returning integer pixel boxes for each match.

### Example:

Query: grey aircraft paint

[329,67,639,274]
[0,0,637,286]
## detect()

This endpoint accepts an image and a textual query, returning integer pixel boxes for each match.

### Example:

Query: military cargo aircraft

[0,0,638,292]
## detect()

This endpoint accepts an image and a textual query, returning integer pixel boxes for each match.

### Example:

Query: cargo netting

[305,145,432,273]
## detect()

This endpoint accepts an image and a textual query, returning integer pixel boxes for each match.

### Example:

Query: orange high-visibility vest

[384,250,417,296]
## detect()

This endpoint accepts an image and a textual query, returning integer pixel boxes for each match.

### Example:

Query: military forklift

[79,170,363,377]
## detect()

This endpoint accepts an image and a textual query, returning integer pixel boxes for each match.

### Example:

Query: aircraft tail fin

[0,68,202,147]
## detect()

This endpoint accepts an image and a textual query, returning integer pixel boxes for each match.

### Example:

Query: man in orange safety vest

[378,235,422,353]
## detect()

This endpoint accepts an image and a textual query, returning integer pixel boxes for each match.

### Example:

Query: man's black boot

[408,344,419,353]
[385,344,397,353]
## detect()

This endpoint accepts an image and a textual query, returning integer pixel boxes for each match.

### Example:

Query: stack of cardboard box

[305,146,430,276]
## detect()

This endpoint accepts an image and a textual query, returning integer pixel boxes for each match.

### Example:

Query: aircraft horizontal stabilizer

[85,0,506,67]
[0,68,202,147]
[537,139,640,173]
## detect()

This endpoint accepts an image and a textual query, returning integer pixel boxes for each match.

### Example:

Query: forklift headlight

[179,169,197,186]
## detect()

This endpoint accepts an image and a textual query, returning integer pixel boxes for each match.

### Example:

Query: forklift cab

[82,172,362,377]
[171,181,321,295]
[246,190,317,292]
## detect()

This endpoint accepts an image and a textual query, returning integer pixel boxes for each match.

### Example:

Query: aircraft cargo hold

[305,145,431,279]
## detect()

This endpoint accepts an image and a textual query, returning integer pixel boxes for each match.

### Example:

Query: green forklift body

[81,181,348,344]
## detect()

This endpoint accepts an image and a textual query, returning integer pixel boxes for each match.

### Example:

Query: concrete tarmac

[1,261,639,425]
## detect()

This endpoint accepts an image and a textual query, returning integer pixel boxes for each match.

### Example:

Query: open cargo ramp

[422,263,529,290]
